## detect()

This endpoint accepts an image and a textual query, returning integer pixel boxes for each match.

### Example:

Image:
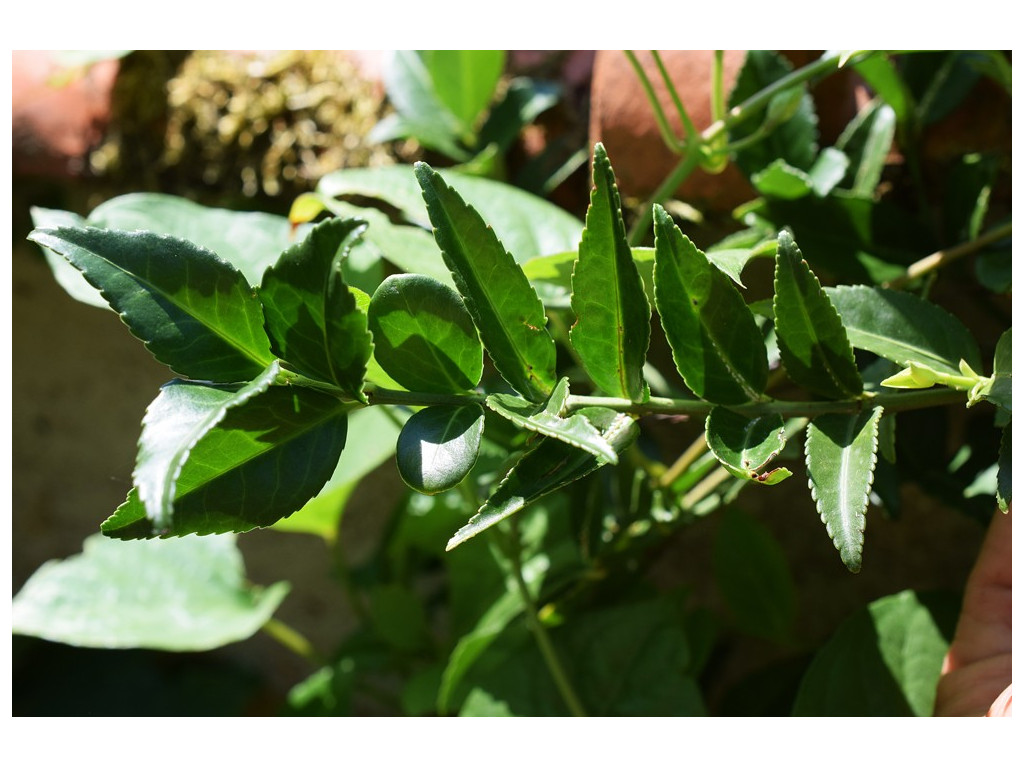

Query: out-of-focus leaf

[805,407,884,573]
[773,230,862,398]
[396,405,485,495]
[316,165,584,263]
[272,406,405,541]
[29,207,106,308]
[853,54,913,123]
[369,583,430,652]
[835,100,897,198]
[728,50,818,177]
[792,590,958,715]
[714,507,796,644]
[570,143,650,401]
[368,274,482,394]
[478,77,560,152]
[86,192,302,289]
[415,162,556,401]
[654,206,768,404]
[29,226,274,383]
[978,328,1012,414]
[422,50,505,138]
[12,533,288,651]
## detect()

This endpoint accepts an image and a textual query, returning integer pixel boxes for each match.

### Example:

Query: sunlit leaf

[396,405,485,494]
[415,162,556,401]
[773,230,862,398]
[805,407,884,573]
[29,226,274,382]
[570,143,650,401]
[368,274,483,394]
[705,407,787,480]
[654,206,768,404]
[13,534,288,651]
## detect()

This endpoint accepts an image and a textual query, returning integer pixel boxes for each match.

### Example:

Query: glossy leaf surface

[260,217,372,398]
[29,206,104,308]
[415,162,556,401]
[805,407,884,573]
[396,405,485,495]
[369,274,483,393]
[654,206,768,404]
[12,534,288,651]
[103,384,350,538]
[570,143,650,401]
[705,407,787,480]
[135,362,280,532]
[793,590,957,715]
[273,406,406,540]
[486,378,618,463]
[827,285,983,377]
[773,230,862,398]
[446,409,638,550]
[29,226,274,382]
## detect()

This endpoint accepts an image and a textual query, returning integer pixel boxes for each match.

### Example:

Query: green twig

[652,51,700,144]
[625,51,687,154]
[883,222,1012,290]
[261,617,325,667]
[507,519,588,717]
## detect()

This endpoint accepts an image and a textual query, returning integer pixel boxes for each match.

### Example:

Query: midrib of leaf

[596,186,631,398]
[174,393,351,502]
[396,287,468,391]
[87,235,271,369]
[842,326,954,373]
[836,416,858,541]
[430,197,543,396]
[788,275,856,396]
[703,314,763,403]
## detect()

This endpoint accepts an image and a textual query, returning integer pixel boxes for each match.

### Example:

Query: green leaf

[135,361,280,532]
[316,165,584,263]
[368,274,483,394]
[273,406,406,541]
[827,285,983,377]
[792,590,958,715]
[86,192,303,290]
[103,384,351,538]
[260,217,372,399]
[28,226,274,382]
[728,51,818,176]
[29,206,107,308]
[805,407,884,573]
[835,100,897,197]
[705,407,787,481]
[485,378,618,463]
[853,54,913,124]
[773,230,862,398]
[981,328,1012,414]
[807,147,851,196]
[369,583,431,652]
[997,425,1011,512]
[713,507,797,644]
[446,409,639,550]
[12,533,288,650]
[570,143,651,401]
[415,162,556,401]
[751,159,814,200]
[422,50,505,137]
[478,77,560,153]
[396,405,485,495]
[654,206,768,404]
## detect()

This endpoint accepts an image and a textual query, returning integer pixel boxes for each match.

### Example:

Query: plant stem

[261,617,325,667]
[628,149,703,245]
[624,51,687,153]
[658,433,710,489]
[507,519,588,717]
[567,386,966,418]
[884,222,1012,289]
